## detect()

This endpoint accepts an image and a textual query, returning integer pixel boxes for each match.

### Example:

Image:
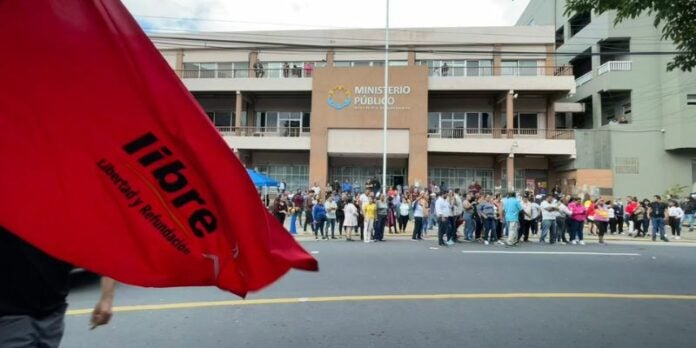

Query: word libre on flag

[0,0,318,297]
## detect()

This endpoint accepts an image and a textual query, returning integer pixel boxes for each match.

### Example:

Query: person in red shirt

[625,196,638,235]
[586,199,597,236]
[292,190,305,227]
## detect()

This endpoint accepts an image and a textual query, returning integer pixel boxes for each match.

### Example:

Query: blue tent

[246,169,279,187]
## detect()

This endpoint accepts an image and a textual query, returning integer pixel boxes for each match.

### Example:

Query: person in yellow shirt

[363,197,377,242]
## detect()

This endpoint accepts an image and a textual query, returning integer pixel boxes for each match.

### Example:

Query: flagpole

[382,0,389,198]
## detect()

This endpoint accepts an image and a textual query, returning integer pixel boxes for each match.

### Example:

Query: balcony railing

[598,61,632,76]
[179,68,315,79]
[575,71,593,87]
[216,126,310,137]
[427,128,575,140]
[180,65,576,79]
[427,65,574,77]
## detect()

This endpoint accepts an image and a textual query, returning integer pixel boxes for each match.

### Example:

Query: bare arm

[90,277,116,329]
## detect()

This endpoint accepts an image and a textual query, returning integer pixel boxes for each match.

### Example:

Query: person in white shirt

[324,196,338,239]
[411,193,427,241]
[521,197,533,242]
[359,191,370,207]
[668,200,685,239]
[530,200,541,236]
[311,182,321,198]
[540,195,559,244]
[556,197,572,244]
[398,198,410,233]
[342,200,359,241]
[435,192,451,246]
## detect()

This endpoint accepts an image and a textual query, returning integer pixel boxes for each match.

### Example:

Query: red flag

[0,0,317,297]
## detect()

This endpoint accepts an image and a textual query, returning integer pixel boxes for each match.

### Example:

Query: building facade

[518,0,696,198]
[153,27,579,194]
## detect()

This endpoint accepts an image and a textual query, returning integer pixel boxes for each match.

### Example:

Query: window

[502,113,539,131]
[622,103,631,116]
[428,112,491,137]
[688,94,696,105]
[258,164,309,192]
[428,112,440,134]
[205,111,234,129]
[428,168,494,194]
[419,60,492,77]
[182,62,248,78]
[519,60,538,76]
[256,111,310,135]
[615,157,639,174]
[334,61,406,68]
[501,61,518,76]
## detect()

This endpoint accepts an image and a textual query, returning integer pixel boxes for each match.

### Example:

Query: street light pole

[382,0,389,198]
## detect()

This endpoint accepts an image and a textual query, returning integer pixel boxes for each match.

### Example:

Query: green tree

[565,0,696,72]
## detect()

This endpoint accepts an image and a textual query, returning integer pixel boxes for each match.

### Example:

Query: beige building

[153,27,579,194]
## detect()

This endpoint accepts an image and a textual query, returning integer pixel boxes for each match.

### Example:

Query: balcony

[180,68,314,79]
[427,128,575,140]
[575,71,593,87]
[179,68,313,92]
[217,126,311,150]
[426,65,574,78]
[598,61,632,76]
[428,65,576,93]
[427,128,576,156]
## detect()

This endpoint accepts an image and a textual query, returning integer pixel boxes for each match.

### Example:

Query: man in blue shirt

[502,192,523,246]
[341,179,352,194]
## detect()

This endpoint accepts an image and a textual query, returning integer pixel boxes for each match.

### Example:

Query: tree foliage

[565,0,696,72]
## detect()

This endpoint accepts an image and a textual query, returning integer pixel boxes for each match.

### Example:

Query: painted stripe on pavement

[461,251,640,256]
[66,292,695,316]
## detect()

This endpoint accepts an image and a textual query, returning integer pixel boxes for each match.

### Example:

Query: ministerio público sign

[327,85,412,111]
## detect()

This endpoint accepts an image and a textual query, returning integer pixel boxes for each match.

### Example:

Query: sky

[122,0,531,33]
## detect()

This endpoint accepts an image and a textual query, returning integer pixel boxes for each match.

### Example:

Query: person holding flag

[0,1,319,345]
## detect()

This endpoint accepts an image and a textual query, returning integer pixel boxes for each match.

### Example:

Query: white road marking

[461,250,640,256]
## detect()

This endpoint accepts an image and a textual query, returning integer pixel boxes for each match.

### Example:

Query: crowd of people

[269,178,696,246]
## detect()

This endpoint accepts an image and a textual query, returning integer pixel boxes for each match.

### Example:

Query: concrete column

[309,131,328,191]
[493,44,502,76]
[326,49,334,66]
[546,97,556,138]
[235,91,242,134]
[493,97,502,138]
[591,43,601,72]
[592,92,602,128]
[506,155,515,193]
[174,49,184,77]
[506,90,514,138]
[545,44,554,76]
[407,49,416,66]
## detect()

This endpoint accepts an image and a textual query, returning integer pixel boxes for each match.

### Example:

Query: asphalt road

[62,239,696,348]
